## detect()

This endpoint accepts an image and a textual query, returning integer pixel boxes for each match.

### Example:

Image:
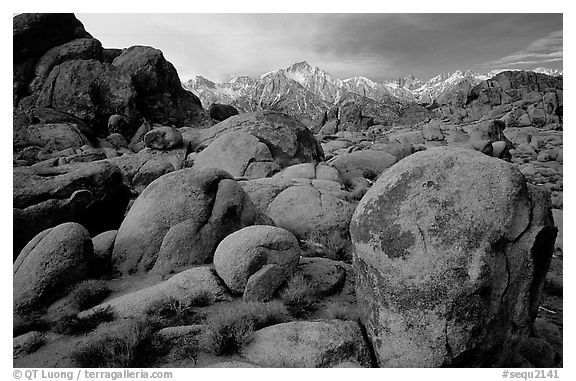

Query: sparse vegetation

[279,273,319,318]
[303,229,352,262]
[170,335,200,365]
[188,290,214,307]
[144,296,206,327]
[71,317,164,367]
[200,301,290,355]
[69,280,111,310]
[51,307,115,335]
[323,302,359,321]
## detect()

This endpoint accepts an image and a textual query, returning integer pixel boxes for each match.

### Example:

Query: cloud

[480,30,563,68]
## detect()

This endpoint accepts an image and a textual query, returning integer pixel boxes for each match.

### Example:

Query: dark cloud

[77,13,562,82]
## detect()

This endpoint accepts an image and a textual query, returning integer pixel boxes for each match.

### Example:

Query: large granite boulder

[192,131,280,179]
[241,177,355,260]
[81,267,228,318]
[14,222,93,314]
[213,225,300,295]
[13,13,92,104]
[208,103,239,121]
[35,59,140,136]
[29,38,102,93]
[241,320,372,367]
[112,45,208,127]
[112,168,258,274]
[350,147,556,367]
[192,111,324,170]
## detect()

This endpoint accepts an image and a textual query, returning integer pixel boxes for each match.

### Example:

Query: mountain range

[182,62,562,126]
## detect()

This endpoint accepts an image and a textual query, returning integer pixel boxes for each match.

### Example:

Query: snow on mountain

[532,67,563,77]
[183,64,563,112]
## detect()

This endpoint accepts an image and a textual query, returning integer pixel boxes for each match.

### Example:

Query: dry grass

[51,307,115,335]
[71,317,164,367]
[69,280,111,310]
[279,273,319,318]
[199,301,290,355]
[144,296,206,327]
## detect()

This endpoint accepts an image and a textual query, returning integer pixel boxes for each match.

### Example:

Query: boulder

[240,320,372,367]
[13,13,92,103]
[105,146,187,193]
[144,126,183,150]
[35,59,140,135]
[272,162,341,183]
[112,45,208,127]
[328,149,397,190]
[112,168,257,274]
[30,38,102,92]
[193,111,324,169]
[82,267,228,318]
[107,115,130,139]
[350,147,556,367]
[295,257,347,296]
[13,161,129,257]
[243,264,287,302]
[106,132,129,149]
[92,230,117,273]
[13,331,44,357]
[213,225,300,295]
[264,180,355,259]
[208,103,239,121]
[14,222,93,314]
[18,123,88,153]
[192,131,280,179]
[13,13,91,64]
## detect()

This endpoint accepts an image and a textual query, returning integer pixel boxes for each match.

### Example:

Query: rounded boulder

[350,147,556,367]
[112,168,257,274]
[14,222,93,314]
[213,225,300,294]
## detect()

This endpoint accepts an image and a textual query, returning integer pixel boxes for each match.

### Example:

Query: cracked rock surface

[350,147,556,367]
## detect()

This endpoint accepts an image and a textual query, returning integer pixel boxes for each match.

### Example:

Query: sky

[76,13,563,83]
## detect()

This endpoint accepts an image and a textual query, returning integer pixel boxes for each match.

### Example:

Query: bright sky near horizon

[76,13,563,83]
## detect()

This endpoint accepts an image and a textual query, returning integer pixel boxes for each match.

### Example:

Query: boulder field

[13,13,563,369]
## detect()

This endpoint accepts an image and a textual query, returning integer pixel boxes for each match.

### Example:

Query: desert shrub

[170,335,200,365]
[144,296,205,327]
[279,273,319,318]
[188,290,214,307]
[71,317,163,367]
[302,229,352,262]
[323,302,359,321]
[69,280,111,310]
[52,307,115,335]
[200,301,289,355]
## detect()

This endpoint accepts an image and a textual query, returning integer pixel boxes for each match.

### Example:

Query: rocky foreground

[13,14,563,368]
